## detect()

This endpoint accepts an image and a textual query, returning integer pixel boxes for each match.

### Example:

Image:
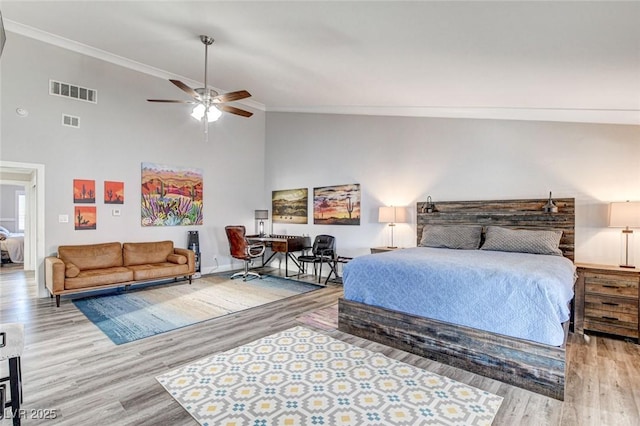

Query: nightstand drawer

[583,318,639,339]
[584,272,639,298]
[585,307,638,325]
[584,294,638,316]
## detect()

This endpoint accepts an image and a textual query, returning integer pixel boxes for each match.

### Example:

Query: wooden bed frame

[338,198,575,400]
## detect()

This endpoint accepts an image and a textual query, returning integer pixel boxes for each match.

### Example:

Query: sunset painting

[104,181,124,204]
[73,179,95,203]
[75,206,96,230]
[272,188,308,224]
[313,183,361,225]
[141,162,203,226]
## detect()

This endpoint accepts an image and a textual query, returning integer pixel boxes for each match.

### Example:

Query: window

[16,191,25,232]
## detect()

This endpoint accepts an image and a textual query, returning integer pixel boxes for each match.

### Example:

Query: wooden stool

[1,323,24,426]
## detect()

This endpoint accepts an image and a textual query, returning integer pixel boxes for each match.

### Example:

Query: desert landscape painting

[141,162,203,226]
[313,183,361,225]
[272,188,308,224]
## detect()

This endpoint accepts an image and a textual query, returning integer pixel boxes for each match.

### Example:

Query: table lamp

[255,210,269,237]
[379,206,407,248]
[609,201,640,268]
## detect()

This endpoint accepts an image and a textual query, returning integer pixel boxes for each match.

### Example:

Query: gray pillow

[419,225,482,250]
[480,226,563,256]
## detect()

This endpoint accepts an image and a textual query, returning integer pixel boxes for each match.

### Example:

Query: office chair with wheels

[297,234,336,283]
[225,225,266,281]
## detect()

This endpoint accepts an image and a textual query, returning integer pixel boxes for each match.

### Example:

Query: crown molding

[267,105,640,125]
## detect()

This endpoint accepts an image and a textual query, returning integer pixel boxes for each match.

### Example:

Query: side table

[575,263,639,342]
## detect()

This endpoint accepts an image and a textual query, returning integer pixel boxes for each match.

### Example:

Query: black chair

[0,323,24,426]
[225,225,266,281]
[297,235,336,283]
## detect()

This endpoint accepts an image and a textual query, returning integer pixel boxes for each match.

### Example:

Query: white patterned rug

[157,326,503,425]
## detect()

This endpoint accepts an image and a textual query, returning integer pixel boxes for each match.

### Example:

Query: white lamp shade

[609,201,640,228]
[378,206,407,224]
[255,209,269,220]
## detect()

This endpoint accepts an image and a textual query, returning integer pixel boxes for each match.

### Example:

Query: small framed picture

[73,179,95,203]
[75,206,96,230]
[104,181,124,204]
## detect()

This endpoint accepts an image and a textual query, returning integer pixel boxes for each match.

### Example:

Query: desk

[247,235,307,277]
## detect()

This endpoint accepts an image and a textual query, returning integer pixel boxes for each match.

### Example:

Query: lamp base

[386,246,397,249]
[620,264,636,269]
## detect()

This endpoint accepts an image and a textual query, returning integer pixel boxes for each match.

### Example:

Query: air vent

[50,80,97,103]
[62,114,80,128]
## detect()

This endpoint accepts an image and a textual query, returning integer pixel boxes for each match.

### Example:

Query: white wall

[0,184,23,232]
[1,34,266,282]
[265,112,640,265]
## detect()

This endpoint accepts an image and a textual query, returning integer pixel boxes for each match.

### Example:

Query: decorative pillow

[0,225,10,234]
[167,254,187,265]
[65,262,80,278]
[480,226,563,256]
[419,225,482,250]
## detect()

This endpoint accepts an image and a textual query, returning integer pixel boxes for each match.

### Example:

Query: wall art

[104,181,124,204]
[73,179,95,203]
[272,188,308,224]
[313,183,361,225]
[74,206,96,230]
[141,162,203,226]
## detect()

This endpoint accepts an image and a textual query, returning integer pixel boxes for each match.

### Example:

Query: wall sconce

[254,209,269,237]
[543,192,558,213]
[609,201,640,268]
[379,206,408,248]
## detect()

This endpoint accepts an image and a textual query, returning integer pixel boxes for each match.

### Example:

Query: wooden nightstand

[370,247,401,254]
[575,263,640,341]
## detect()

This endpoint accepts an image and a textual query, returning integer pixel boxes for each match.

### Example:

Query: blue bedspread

[343,247,576,346]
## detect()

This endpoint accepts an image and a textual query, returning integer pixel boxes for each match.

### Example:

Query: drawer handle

[601,302,619,306]
[602,316,619,321]
[602,285,617,289]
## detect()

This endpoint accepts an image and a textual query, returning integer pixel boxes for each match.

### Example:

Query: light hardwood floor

[1,266,639,425]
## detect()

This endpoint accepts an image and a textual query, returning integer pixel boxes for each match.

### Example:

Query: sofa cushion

[65,262,80,278]
[127,262,190,281]
[64,267,134,290]
[123,241,174,266]
[59,242,123,271]
[167,253,187,265]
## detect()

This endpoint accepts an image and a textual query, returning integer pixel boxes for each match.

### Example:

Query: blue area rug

[73,274,320,345]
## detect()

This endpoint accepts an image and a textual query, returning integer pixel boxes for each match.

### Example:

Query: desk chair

[297,235,336,283]
[1,323,24,426]
[225,225,266,281]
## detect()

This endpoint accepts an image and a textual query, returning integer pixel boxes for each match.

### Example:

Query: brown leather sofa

[45,241,195,307]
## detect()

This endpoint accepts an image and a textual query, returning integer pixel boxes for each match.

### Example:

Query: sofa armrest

[174,248,195,274]
[45,256,66,294]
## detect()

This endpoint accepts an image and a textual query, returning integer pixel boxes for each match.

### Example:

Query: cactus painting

[73,179,96,203]
[313,183,361,225]
[74,206,96,230]
[141,162,203,226]
[104,181,124,204]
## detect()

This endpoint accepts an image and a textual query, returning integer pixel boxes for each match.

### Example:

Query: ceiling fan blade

[218,104,253,118]
[147,99,195,103]
[212,90,251,104]
[169,79,201,100]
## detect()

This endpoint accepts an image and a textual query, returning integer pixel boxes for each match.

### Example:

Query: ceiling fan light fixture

[190,104,222,122]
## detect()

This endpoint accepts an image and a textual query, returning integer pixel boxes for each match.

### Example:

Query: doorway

[0,161,45,287]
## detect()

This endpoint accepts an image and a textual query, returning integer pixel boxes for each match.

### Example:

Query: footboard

[338,298,567,400]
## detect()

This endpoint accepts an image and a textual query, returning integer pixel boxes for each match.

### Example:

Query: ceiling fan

[147,35,253,132]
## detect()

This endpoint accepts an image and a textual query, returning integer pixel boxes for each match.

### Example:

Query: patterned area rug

[73,274,320,345]
[157,326,503,425]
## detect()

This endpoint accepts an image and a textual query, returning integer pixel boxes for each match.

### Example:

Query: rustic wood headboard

[416,198,575,260]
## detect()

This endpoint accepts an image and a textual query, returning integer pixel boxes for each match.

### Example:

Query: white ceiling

[2,1,640,124]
